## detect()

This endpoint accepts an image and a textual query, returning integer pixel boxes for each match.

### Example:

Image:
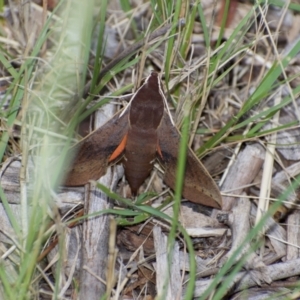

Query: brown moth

[65,72,222,209]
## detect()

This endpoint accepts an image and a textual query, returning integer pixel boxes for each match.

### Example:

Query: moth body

[123,72,164,194]
[124,128,157,194]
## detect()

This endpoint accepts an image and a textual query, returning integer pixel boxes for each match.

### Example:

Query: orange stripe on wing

[157,143,163,159]
[109,134,128,162]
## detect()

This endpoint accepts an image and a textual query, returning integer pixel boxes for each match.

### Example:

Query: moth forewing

[157,111,222,209]
[65,109,130,186]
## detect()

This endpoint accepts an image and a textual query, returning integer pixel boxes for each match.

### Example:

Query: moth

[65,72,222,209]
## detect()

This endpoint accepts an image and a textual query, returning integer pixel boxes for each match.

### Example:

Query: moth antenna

[157,75,175,126]
[119,96,132,118]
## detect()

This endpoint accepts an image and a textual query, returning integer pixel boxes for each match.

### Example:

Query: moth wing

[65,109,129,186]
[157,111,222,209]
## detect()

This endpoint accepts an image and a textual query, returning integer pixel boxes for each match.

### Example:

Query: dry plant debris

[1,0,300,299]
